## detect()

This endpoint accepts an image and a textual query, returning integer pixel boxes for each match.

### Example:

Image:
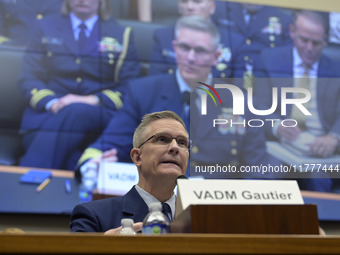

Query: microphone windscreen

[181,91,190,105]
[176,175,188,184]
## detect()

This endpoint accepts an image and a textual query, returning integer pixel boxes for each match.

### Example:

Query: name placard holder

[172,179,319,234]
[97,162,138,196]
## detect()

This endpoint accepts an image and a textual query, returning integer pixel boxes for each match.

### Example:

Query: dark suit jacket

[255,45,340,140]
[70,186,148,232]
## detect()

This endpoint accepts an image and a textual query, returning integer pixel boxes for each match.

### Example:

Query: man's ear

[130,148,142,167]
[213,47,221,66]
[172,39,177,52]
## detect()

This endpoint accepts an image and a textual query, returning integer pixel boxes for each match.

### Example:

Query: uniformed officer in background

[212,1,292,87]
[18,0,140,170]
[77,15,221,172]
[148,0,242,79]
[0,0,62,46]
[76,15,277,183]
[189,81,281,179]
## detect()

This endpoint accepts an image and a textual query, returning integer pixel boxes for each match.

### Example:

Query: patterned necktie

[78,23,87,54]
[290,65,311,129]
[162,202,173,222]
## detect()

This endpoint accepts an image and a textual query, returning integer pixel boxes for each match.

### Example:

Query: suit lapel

[283,46,294,78]
[43,0,60,12]
[315,55,332,125]
[158,74,191,131]
[194,93,219,138]
[284,46,296,114]
[159,74,182,111]
[56,16,78,55]
[121,187,149,222]
[268,46,294,78]
[230,4,248,35]
[247,8,266,36]
[20,1,31,11]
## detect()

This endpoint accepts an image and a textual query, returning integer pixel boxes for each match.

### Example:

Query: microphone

[181,91,190,106]
[176,175,188,184]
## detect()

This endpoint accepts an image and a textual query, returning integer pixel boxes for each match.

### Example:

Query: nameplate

[97,162,138,196]
[175,179,303,218]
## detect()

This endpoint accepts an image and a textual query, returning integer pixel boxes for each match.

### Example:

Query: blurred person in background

[257,10,339,192]
[0,0,61,46]
[77,16,278,185]
[148,0,242,79]
[18,0,140,170]
[212,1,292,84]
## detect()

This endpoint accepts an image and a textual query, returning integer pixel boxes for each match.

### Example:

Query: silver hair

[133,111,187,148]
[175,15,220,50]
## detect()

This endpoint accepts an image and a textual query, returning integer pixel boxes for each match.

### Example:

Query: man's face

[136,119,189,182]
[67,0,99,20]
[290,14,327,66]
[178,0,215,19]
[173,27,220,86]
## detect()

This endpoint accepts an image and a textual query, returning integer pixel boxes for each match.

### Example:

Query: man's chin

[159,164,184,176]
[182,69,210,82]
[302,56,317,67]
[182,69,198,77]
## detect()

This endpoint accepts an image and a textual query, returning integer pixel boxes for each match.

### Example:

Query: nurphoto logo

[198,82,312,128]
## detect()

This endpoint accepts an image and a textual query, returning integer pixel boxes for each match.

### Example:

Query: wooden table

[1,232,340,254]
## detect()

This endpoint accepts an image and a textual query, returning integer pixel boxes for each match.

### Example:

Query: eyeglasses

[175,42,214,57]
[138,132,192,150]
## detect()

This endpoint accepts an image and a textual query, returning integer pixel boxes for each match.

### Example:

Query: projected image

[0,0,339,216]
[330,12,340,44]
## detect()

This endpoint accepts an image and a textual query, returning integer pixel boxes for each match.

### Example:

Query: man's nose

[187,48,196,61]
[168,139,180,154]
[187,1,195,9]
[305,41,314,51]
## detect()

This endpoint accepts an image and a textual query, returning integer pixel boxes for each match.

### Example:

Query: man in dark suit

[70,110,190,233]
[256,10,340,192]
[148,0,241,79]
[0,0,61,46]
[18,0,140,170]
[77,15,279,182]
